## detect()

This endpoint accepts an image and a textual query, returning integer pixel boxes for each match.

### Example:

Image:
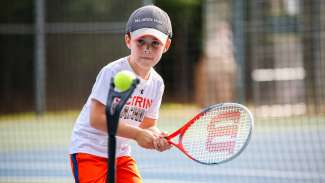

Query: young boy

[69,5,173,183]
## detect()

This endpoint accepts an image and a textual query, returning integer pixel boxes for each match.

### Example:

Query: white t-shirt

[69,57,164,158]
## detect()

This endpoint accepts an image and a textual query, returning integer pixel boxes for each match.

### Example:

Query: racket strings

[181,105,252,164]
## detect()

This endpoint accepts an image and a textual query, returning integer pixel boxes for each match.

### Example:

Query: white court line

[0,177,189,183]
[143,180,191,183]
[1,177,188,183]
[142,168,325,180]
[0,176,72,183]
[0,162,70,171]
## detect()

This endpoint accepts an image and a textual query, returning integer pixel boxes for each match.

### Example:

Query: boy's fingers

[155,137,171,152]
[162,138,172,149]
[153,138,159,150]
[160,131,169,137]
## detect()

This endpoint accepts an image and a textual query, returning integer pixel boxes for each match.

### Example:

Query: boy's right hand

[135,129,158,149]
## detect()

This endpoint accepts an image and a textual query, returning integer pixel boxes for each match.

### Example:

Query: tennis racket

[105,77,139,183]
[166,103,254,165]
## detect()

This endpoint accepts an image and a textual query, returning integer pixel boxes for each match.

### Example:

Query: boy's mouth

[140,56,153,60]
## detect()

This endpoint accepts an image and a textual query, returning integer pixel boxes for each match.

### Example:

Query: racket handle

[107,135,116,183]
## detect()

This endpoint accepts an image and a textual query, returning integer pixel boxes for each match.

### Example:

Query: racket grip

[107,135,116,183]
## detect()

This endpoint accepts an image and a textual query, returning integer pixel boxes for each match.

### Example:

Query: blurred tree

[156,0,203,102]
[46,0,142,22]
[0,0,33,23]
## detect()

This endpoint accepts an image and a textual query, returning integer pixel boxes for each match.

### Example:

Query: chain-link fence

[0,0,324,183]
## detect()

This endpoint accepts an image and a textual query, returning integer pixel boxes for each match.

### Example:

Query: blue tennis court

[1,113,324,183]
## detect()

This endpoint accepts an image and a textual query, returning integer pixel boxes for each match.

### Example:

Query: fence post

[34,0,46,115]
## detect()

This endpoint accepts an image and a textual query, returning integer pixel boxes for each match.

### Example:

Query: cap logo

[134,18,163,25]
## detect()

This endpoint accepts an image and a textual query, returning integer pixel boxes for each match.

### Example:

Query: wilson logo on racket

[205,111,240,153]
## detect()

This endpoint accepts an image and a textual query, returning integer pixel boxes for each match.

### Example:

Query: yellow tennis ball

[113,70,136,92]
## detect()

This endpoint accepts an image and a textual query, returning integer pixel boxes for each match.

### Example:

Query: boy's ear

[163,38,172,53]
[125,34,131,49]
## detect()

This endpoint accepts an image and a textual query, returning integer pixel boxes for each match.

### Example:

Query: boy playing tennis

[69,5,173,183]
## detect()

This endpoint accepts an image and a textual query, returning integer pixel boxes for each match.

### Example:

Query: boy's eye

[151,41,161,47]
[137,39,146,46]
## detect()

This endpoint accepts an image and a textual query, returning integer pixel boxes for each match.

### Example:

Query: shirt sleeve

[90,66,113,105]
[145,82,165,119]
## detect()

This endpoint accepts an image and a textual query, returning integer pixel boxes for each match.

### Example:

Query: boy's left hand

[153,132,172,152]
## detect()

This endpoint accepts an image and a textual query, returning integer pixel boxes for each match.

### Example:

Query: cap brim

[130,28,168,44]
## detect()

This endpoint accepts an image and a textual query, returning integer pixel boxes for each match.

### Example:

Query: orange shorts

[70,153,142,183]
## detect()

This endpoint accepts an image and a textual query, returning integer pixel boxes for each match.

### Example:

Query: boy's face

[125,34,171,71]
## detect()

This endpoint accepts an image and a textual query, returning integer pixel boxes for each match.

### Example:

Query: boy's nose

[144,45,151,54]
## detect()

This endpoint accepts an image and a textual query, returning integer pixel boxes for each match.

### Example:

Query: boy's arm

[139,118,159,132]
[89,99,158,149]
